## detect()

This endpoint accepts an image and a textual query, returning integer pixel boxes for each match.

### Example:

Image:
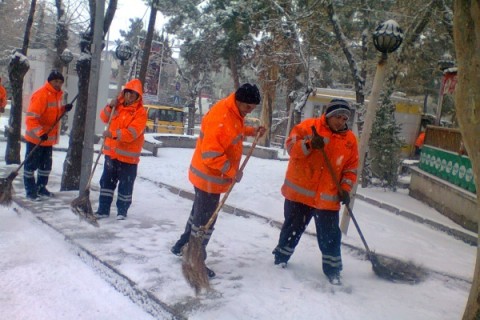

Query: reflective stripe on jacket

[101,79,147,164]
[281,115,359,210]
[24,81,63,146]
[189,92,256,194]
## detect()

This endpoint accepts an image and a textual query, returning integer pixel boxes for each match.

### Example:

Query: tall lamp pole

[340,20,404,233]
[59,48,74,134]
[115,42,133,93]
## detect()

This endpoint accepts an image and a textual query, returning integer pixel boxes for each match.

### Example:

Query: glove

[64,103,73,112]
[235,170,243,183]
[311,126,325,150]
[256,126,266,138]
[102,130,113,138]
[338,189,350,206]
[40,133,48,141]
[109,98,118,108]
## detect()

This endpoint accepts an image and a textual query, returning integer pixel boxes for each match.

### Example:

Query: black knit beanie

[47,70,64,83]
[325,99,351,119]
[235,83,261,104]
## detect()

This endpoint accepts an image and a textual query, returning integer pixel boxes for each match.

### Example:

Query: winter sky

[108,0,167,42]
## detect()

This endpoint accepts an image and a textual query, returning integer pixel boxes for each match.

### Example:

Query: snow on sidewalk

[0,142,474,319]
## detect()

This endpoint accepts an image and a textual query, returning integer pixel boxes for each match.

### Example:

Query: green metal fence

[419,145,476,193]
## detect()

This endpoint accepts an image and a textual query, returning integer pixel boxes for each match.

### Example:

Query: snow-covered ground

[0,136,475,319]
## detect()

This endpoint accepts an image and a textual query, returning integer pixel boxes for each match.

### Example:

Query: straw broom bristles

[70,189,99,227]
[0,172,17,206]
[369,253,426,284]
[182,231,210,295]
[181,133,261,294]
[70,105,116,227]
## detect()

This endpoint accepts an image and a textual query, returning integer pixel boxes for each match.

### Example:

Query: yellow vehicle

[144,104,185,134]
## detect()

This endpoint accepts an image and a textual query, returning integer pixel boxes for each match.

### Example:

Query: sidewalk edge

[355,194,477,246]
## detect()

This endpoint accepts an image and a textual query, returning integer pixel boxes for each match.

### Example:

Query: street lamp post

[340,20,404,234]
[59,48,74,134]
[115,42,133,92]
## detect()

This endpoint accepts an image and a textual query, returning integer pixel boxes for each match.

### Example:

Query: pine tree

[369,87,403,190]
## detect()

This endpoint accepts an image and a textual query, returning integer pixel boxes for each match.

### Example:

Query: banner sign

[440,71,457,96]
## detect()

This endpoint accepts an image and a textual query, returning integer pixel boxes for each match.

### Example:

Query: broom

[70,104,116,227]
[182,132,261,294]
[312,126,426,284]
[0,95,78,206]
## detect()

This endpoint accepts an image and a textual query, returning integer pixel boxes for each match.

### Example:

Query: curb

[355,194,477,246]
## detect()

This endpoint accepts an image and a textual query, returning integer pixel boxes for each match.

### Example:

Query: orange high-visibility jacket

[415,132,425,148]
[0,83,7,109]
[281,115,359,211]
[189,92,256,194]
[100,79,147,165]
[24,81,64,146]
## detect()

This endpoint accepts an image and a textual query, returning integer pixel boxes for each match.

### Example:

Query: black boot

[206,267,216,278]
[170,244,183,256]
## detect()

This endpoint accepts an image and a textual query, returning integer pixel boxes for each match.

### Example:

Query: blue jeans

[273,199,343,276]
[174,187,220,258]
[97,156,137,216]
[23,141,52,197]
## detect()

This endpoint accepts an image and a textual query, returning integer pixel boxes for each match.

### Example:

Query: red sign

[136,37,164,96]
[440,71,457,96]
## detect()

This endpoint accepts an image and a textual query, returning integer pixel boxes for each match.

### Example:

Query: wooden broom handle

[313,126,373,254]
[203,132,261,231]
[84,104,116,189]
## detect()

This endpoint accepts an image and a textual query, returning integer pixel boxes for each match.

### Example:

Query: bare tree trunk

[197,88,203,117]
[138,1,157,86]
[61,58,90,190]
[259,65,278,147]
[60,0,117,190]
[5,0,36,164]
[325,0,365,105]
[453,1,480,319]
[187,101,195,136]
[229,56,240,89]
[53,0,68,71]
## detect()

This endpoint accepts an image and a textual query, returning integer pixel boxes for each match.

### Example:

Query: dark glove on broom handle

[311,126,325,149]
[338,189,350,205]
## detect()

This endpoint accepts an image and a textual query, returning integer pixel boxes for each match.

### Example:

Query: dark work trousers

[273,199,343,276]
[97,156,137,216]
[174,187,220,259]
[23,141,52,197]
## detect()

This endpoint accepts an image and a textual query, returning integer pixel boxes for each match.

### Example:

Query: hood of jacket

[117,79,143,108]
[123,79,143,97]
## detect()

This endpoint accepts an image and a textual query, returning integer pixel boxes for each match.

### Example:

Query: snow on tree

[369,87,403,190]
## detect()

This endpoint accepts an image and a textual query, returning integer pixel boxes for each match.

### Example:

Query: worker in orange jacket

[171,83,266,278]
[414,131,425,157]
[273,98,359,285]
[24,71,73,201]
[0,77,7,112]
[95,79,147,221]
